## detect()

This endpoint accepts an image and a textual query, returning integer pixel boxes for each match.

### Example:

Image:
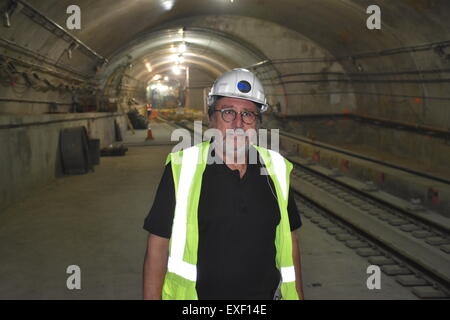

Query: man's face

[209,97,259,162]
[211,96,258,132]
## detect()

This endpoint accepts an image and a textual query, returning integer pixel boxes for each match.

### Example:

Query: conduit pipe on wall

[9,0,107,65]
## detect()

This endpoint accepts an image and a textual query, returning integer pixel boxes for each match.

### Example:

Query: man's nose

[231,112,244,128]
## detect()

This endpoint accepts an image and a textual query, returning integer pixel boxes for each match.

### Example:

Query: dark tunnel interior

[0,0,449,301]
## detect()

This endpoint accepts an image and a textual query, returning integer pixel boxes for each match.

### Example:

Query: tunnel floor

[0,126,174,299]
[0,123,417,299]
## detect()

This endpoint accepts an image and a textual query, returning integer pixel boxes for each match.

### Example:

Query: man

[143,68,304,300]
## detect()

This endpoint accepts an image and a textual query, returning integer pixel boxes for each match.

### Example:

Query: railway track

[171,119,450,299]
[290,158,450,249]
[290,165,450,299]
[284,134,450,299]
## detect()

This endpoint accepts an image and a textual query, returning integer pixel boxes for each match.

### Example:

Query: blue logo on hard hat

[237,80,251,93]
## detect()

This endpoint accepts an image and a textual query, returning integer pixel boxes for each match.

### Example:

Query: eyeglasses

[213,108,259,125]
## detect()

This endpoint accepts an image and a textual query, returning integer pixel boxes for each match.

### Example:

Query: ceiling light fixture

[161,0,174,11]
[172,65,181,75]
[178,42,187,53]
[145,62,152,73]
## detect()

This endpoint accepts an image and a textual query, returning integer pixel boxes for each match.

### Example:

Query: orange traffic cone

[146,125,154,140]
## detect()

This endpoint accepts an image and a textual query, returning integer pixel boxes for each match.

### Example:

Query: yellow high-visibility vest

[162,141,299,300]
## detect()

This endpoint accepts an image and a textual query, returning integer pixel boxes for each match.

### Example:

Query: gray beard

[222,133,249,164]
[224,142,248,164]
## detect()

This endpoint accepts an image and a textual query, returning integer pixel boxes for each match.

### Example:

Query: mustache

[224,129,246,137]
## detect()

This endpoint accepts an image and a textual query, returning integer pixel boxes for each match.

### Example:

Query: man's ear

[208,115,215,129]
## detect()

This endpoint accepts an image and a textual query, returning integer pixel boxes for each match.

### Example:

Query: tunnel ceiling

[6,0,450,80]
[22,0,450,56]
[103,26,267,84]
[1,0,450,126]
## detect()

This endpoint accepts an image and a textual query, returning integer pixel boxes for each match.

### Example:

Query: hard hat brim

[208,94,268,113]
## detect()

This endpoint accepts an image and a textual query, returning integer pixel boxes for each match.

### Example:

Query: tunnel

[0,0,449,301]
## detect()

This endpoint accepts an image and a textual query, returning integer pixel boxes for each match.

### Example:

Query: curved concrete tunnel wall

[0,0,449,211]
[97,14,358,120]
[97,24,277,113]
[146,15,358,116]
[3,1,449,121]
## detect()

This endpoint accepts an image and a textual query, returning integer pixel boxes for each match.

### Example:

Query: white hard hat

[207,68,268,113]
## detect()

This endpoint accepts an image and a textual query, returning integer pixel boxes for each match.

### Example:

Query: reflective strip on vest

[166,143,297,291]
[268,150,288,201]
[168,146,198,282]
[267,149,295,284]
[281,266,296,283]
[168,257,197,282]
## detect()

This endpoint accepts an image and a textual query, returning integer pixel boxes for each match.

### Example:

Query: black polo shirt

[143,151,301,300]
